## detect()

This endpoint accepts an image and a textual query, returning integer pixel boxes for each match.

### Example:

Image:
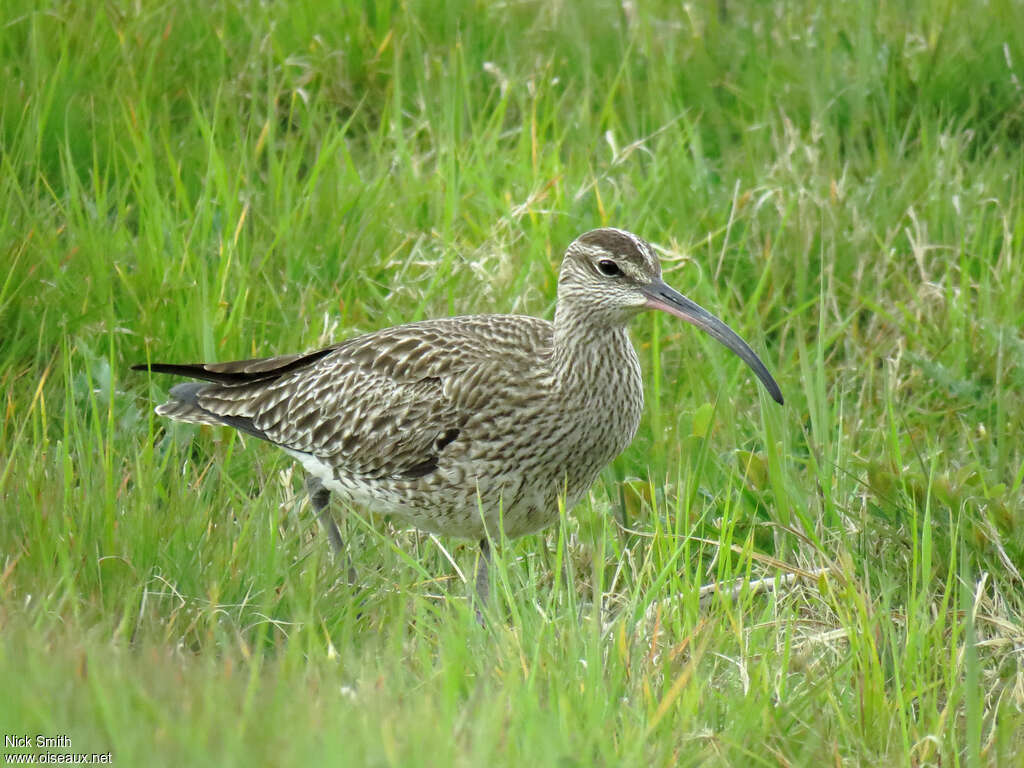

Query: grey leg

[474,538,491,623]
[306,475,344,555]
[306,476,358,584]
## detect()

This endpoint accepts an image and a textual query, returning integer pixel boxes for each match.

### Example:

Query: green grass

[2,0,1023,764]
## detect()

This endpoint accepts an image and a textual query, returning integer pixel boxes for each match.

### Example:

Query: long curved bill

[642,279,784,405]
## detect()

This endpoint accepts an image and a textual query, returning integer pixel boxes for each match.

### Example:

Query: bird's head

[558,227,783,405]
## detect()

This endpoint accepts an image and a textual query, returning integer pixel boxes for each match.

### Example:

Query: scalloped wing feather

[146,315,553,480]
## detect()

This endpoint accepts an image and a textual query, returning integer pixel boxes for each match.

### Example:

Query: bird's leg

[474,538,492,623]
[306,476,358,585]
[305,475,344,555]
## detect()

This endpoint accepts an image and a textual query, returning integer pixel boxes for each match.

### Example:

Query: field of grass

[2,0,1023,764]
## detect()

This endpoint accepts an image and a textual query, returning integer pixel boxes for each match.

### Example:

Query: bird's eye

[597,259,622,277]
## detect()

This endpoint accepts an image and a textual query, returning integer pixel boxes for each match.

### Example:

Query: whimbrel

[134,228,783,607]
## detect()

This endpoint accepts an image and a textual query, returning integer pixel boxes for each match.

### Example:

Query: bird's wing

[141,315,552,480]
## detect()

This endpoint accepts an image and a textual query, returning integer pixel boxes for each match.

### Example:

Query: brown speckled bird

[134,228,783,605]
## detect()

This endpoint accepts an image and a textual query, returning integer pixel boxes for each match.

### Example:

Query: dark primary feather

[131,347,338,384]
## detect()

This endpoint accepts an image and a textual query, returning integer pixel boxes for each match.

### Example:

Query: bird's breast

[538,331,645,485]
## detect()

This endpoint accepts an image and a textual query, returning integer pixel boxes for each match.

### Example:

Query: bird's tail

[153,382,229,427]
[133,346,339,439]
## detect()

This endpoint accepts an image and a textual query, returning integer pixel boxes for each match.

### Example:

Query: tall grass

[1,0,1022,764]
